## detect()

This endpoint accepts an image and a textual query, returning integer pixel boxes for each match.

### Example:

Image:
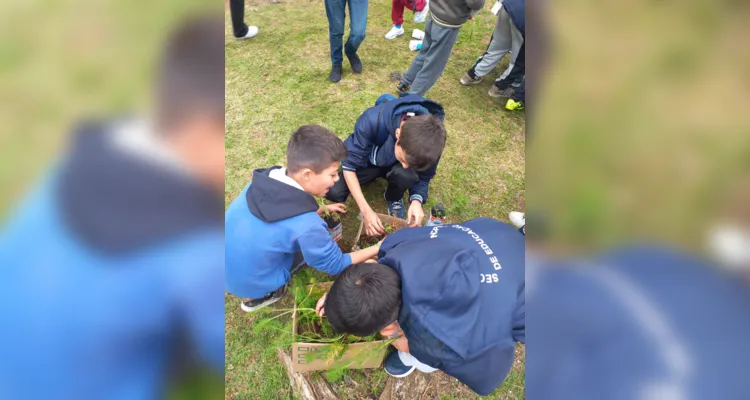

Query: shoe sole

[240,295,283,313]
[460,77,483,86]
[385,365,417,378]
[385,31,405,40]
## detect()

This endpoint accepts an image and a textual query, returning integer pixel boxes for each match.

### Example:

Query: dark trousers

[325,0,368,66]
[326,163,419,203]
[230,0,249,38]
[495,42,525,102]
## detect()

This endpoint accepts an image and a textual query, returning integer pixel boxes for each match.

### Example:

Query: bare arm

[348,244,380,264]
[344,170,385,235]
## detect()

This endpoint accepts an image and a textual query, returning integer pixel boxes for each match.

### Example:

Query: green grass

[225,0,525,398]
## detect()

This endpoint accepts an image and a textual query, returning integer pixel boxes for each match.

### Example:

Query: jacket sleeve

[298,222,353,275]
[466,0,486,12]
[408,156,439,204]
[342,107,380,172]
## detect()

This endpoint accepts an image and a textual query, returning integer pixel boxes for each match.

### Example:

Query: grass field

[224,0,526,398]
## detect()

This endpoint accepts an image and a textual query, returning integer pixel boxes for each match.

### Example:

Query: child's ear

[395,128,401,139]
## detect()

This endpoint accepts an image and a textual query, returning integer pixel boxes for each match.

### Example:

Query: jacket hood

[246,167,319,222]
[56,120,223,254]
[383,94,446,136]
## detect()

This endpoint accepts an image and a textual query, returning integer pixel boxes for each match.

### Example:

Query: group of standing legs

[228,0,525,109]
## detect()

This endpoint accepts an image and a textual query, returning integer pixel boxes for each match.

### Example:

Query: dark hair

[156,14,225,132]
[325,263,401,337]
[398,115,447,171]
[286,125,348,174]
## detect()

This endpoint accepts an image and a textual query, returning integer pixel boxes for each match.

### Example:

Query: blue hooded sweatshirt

[526,246,750,400]
[378,218,525,395]
[503,0,525,36]
[342,94,446,204]
[0,120,224,400]
[225,167,352,299]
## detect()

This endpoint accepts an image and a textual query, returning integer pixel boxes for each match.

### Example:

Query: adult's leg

[384,164,419,202]
[325,0,347,66]
[401,18,436,86]
[469,9,512,78]
[511,77,525,103]
[229,0,249,38]
[326,166,388,203]
[345,0,369,57]
[407,21,460,96]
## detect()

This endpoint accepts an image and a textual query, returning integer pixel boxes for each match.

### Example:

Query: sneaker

[412,28,425,40]
[460,71,483,86]
[409,40,423,51]
[505,98,525,111]
[384,351,416,378]
[488,85,515,100]
[240,285,287,313]
[509,211,525,229]
[329,65,342,83]
[386,193,407,219]
[385,26,405,40]
[414,0,429,23]
[426,204,446,226]
[396,81,410,93]
[347,53,363,74]
[237,26,259,39]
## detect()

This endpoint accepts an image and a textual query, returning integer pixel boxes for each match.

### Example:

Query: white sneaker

[409,40,423,51]
[509,212,525,229]
[412,28,425,40]
[238,26,259,39]
[414,0,429,23]
[385,26,405,40]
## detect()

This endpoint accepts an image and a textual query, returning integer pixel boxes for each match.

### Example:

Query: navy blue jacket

[342,94,445,204]
[0,120,224,399]
[527,246,750,400]
[503,0,525,36]
[378,218,525,395]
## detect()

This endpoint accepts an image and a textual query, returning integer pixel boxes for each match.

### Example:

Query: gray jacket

[430,0,485,28]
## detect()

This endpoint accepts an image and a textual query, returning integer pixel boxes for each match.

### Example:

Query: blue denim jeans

[325,0,368,66]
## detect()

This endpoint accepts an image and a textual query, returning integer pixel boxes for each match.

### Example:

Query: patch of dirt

[389,71,403,83]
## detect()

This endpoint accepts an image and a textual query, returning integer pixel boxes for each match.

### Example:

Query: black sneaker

[329,65,342,83]
[240,284,287,312]
[396,81,410,93]
[347,54,363,74]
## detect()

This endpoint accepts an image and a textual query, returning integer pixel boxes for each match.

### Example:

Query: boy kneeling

[317,218,525,395]
[225,125,382,312]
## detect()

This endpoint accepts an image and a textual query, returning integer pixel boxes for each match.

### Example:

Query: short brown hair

[398,115,447,171]
[156,14,224,132]
[286,125,348,174]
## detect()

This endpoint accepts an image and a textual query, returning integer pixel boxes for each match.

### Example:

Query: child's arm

[344,170,385,236]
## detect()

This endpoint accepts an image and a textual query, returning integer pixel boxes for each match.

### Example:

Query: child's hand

[392,335,410,353]
[407,200,425,227]
[363,209,386,236]
[326,203,347,214]
[315,293,327,317]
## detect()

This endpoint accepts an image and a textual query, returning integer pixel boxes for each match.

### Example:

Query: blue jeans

[325,0,368,66]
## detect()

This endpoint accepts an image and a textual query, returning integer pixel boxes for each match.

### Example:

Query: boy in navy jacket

[318,218,525,395]
[225,125,382,312]
[326,94,447,236]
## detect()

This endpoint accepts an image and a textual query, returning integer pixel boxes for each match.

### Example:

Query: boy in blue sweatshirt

[326,93,447,237]
[317,218,525,395]
[225,125,383,312]
[0,16,224,399]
